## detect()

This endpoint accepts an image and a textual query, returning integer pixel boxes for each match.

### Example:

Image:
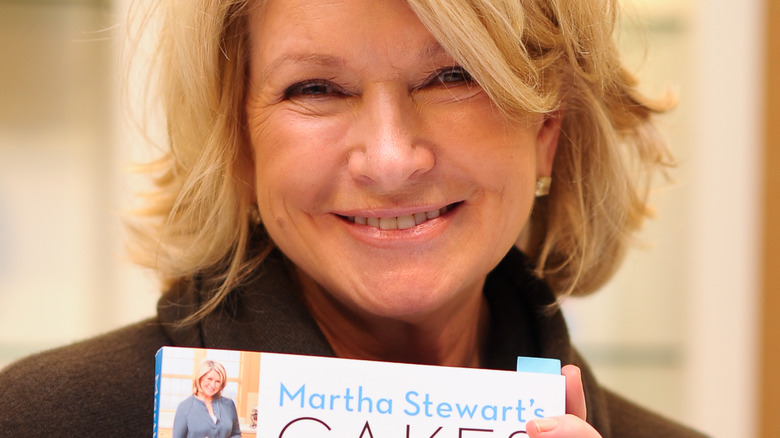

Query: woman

[172,360,242,438]
[0,0,705,437]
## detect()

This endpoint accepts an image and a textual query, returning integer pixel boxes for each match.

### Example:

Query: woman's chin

[345,278,483,324]
[295,250,491,325]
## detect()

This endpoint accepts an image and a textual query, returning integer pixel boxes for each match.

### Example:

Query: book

[153,346,565,437]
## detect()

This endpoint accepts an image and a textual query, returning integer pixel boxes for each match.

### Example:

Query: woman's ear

[535,110,563,177]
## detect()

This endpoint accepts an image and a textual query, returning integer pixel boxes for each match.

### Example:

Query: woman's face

[199,370,222,398]
[245,0,559,323]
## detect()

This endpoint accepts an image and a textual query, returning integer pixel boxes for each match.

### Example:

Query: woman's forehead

[246,0,454,77]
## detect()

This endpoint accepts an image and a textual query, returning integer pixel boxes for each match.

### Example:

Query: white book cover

[153,346,564,438]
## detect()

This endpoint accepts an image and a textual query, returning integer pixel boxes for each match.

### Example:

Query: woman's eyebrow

[260,53,347,83]
[259,39,451,78]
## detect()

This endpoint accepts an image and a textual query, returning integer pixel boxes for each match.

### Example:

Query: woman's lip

[334,201,459,218]
[335,202,462,231]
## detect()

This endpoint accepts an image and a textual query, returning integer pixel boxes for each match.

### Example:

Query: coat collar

[158,249,334,356]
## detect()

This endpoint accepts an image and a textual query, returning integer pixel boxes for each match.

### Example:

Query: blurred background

[0,0,777,436]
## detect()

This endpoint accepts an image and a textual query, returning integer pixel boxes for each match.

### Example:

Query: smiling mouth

[341,202,460,230]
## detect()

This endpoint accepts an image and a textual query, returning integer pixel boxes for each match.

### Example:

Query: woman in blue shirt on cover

[173,360,242,438]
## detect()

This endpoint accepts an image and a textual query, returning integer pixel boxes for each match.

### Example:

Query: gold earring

[534,176,551,197]
[248,204,261,225]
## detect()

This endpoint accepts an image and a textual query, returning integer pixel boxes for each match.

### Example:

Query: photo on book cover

[155,347,261,438]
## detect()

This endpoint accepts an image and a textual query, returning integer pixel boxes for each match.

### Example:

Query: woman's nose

[347,88,435,191]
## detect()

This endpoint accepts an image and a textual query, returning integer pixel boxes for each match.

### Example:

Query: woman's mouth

[341,203,459,230]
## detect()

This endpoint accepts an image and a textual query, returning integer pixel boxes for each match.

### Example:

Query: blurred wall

[759,0,780,435]
[0,0,158,363]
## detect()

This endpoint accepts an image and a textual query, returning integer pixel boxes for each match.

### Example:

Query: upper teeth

[348,205,451,230]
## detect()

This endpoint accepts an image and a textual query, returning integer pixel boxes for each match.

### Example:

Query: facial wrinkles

[250,0,457,96]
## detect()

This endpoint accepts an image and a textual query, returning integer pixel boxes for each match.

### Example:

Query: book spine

[153,347,164,438]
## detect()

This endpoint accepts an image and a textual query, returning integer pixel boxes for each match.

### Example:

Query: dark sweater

[0,249,707,437]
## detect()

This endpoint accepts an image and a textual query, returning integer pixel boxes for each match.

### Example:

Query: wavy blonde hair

[126,0,673,322]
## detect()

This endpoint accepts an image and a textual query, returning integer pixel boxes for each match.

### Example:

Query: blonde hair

[127,0,673,321]
[126,0,271,323]
[192,360,228,397]
[405,0,674,296]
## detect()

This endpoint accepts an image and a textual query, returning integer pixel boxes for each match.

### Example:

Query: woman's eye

[433,66,473,86]
[283,80,342,99]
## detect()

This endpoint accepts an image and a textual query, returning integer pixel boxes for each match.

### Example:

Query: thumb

[562,364,586,420]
